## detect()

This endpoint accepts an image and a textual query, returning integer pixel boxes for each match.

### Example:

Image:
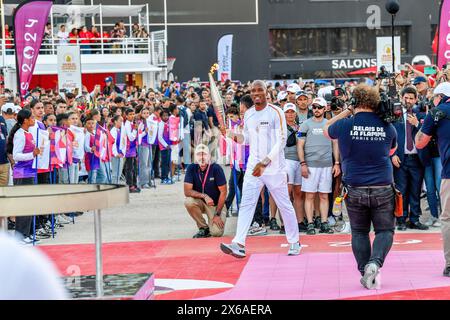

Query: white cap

[1,103,15,114]
[283,103,297,113]
[312,97,327,108]
[434,82,450,97]
[195,144,210,155]
[295,91,308,99]
[277,91,288,101]
[287,83,301,93]
[317,85,335,99]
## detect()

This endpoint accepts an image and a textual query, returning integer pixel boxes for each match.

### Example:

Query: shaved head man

[220,80,301,258]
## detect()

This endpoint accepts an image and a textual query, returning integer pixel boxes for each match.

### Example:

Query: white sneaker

[424,218,434,227]
[21,236,39,245]
[288,242,302,256]
[248,226,268,236]
[361,263,380,290]
[220,242,246,259]
[57,215,71,224]
[328,216,336,227]
[432,218,442,227]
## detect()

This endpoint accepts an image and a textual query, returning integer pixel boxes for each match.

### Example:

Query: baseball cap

[433,82,450,97]
[105,76,113,83]
[287,83,301,93]
[1,103,15,114]
[413,77,427,85]
[283,103,297,113]
[295,91,308,99]
[195,144,210,155]
[277,91,288,102]
[312,97,327,108]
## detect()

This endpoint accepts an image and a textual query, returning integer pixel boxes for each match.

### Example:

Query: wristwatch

[215,211,222,217]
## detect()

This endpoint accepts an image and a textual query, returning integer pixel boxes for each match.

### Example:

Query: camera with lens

[330,88,347,111]
[417,99,433,113]
[372,67,403,123]
[377,91,402,123]
[377,65,395,80]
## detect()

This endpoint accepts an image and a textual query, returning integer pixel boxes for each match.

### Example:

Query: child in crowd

[84,114,106,184]
[137,107,152,188]
[123,108,140,192]
[110,115,125,184]
[158,110,172,184]
[6,109,40,244]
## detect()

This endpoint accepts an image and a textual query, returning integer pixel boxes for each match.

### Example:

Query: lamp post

[385,0,400,73]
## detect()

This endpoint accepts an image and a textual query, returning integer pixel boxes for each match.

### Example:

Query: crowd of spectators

[0,61,448,244]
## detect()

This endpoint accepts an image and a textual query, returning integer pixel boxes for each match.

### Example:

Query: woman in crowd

[6,109,40,244]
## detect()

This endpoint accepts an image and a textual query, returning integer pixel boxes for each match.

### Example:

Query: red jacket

[78,31,93,44]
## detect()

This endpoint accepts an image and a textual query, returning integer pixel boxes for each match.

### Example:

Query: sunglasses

[312,105,325,110]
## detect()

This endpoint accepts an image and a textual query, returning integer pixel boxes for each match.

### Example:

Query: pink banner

[438,0,450,68]
[13,0,53,99]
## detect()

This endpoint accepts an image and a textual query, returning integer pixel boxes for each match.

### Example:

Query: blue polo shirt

[184,163,226,206]
[0,116,8,165]
[421,101,450,179]
[328,112,397,187]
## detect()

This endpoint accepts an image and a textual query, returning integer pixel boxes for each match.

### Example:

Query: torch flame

[210,63,219,74]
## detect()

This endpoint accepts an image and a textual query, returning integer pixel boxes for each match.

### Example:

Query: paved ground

[38,171,237,246]
[38,169,441,246]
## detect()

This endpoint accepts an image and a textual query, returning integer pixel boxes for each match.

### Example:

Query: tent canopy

[3,4,146,17]
[347,66,377,76]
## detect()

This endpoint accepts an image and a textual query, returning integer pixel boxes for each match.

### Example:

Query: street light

[386,0,400,73]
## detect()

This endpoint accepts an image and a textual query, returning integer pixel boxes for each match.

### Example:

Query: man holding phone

[392,87,429,231]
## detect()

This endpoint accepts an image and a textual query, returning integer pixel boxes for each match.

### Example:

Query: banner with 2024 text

[13,0,53,99]
[217,34,233,82]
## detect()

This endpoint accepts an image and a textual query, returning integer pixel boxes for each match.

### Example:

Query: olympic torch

[208,63,226,129]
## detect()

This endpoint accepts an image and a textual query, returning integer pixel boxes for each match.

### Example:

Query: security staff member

[324,84,398,290]
[416,82,450,278]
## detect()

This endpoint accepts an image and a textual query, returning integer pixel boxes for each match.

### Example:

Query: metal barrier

[0,37,167,66]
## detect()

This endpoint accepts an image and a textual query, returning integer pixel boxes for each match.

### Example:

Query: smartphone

[424,66,437,76]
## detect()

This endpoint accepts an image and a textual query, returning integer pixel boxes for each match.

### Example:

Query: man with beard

[298,97,340,235]
[220,80,301,258]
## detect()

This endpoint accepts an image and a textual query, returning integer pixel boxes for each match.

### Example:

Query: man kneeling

[184,144,227,238]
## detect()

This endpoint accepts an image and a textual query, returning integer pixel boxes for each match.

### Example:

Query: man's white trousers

[232,171,300,246]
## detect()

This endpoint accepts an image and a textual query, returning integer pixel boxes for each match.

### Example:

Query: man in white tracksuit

[220,80,301,258]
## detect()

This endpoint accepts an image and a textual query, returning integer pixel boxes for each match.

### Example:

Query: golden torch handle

[210,63,219,75]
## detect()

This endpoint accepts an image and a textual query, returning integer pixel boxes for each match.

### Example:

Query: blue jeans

[182,132,192,165]
[138,145,152,186]
[345,186,396,275]
[111,157,124,184]
[89,162,107,184]
[424,157,443,218]
[160,149,171,180]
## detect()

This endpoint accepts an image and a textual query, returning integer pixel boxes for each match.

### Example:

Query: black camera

[330,88,346,111]
[377,66,395,80]
[377,91,402,123]
[373,67,403,123]
[417,99,433,113]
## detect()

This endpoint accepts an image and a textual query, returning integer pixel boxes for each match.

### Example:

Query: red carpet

[37,233,449,300]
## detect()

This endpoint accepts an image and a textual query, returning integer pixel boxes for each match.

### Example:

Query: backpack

[286,125,297,147]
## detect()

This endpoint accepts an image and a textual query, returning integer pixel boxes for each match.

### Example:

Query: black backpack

[286,125,297,147]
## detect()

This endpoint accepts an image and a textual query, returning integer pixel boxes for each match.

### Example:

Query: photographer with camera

[416,82,450,277]
[392,87,429,231]
[329,87,348,118]
[324,84,398,290]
